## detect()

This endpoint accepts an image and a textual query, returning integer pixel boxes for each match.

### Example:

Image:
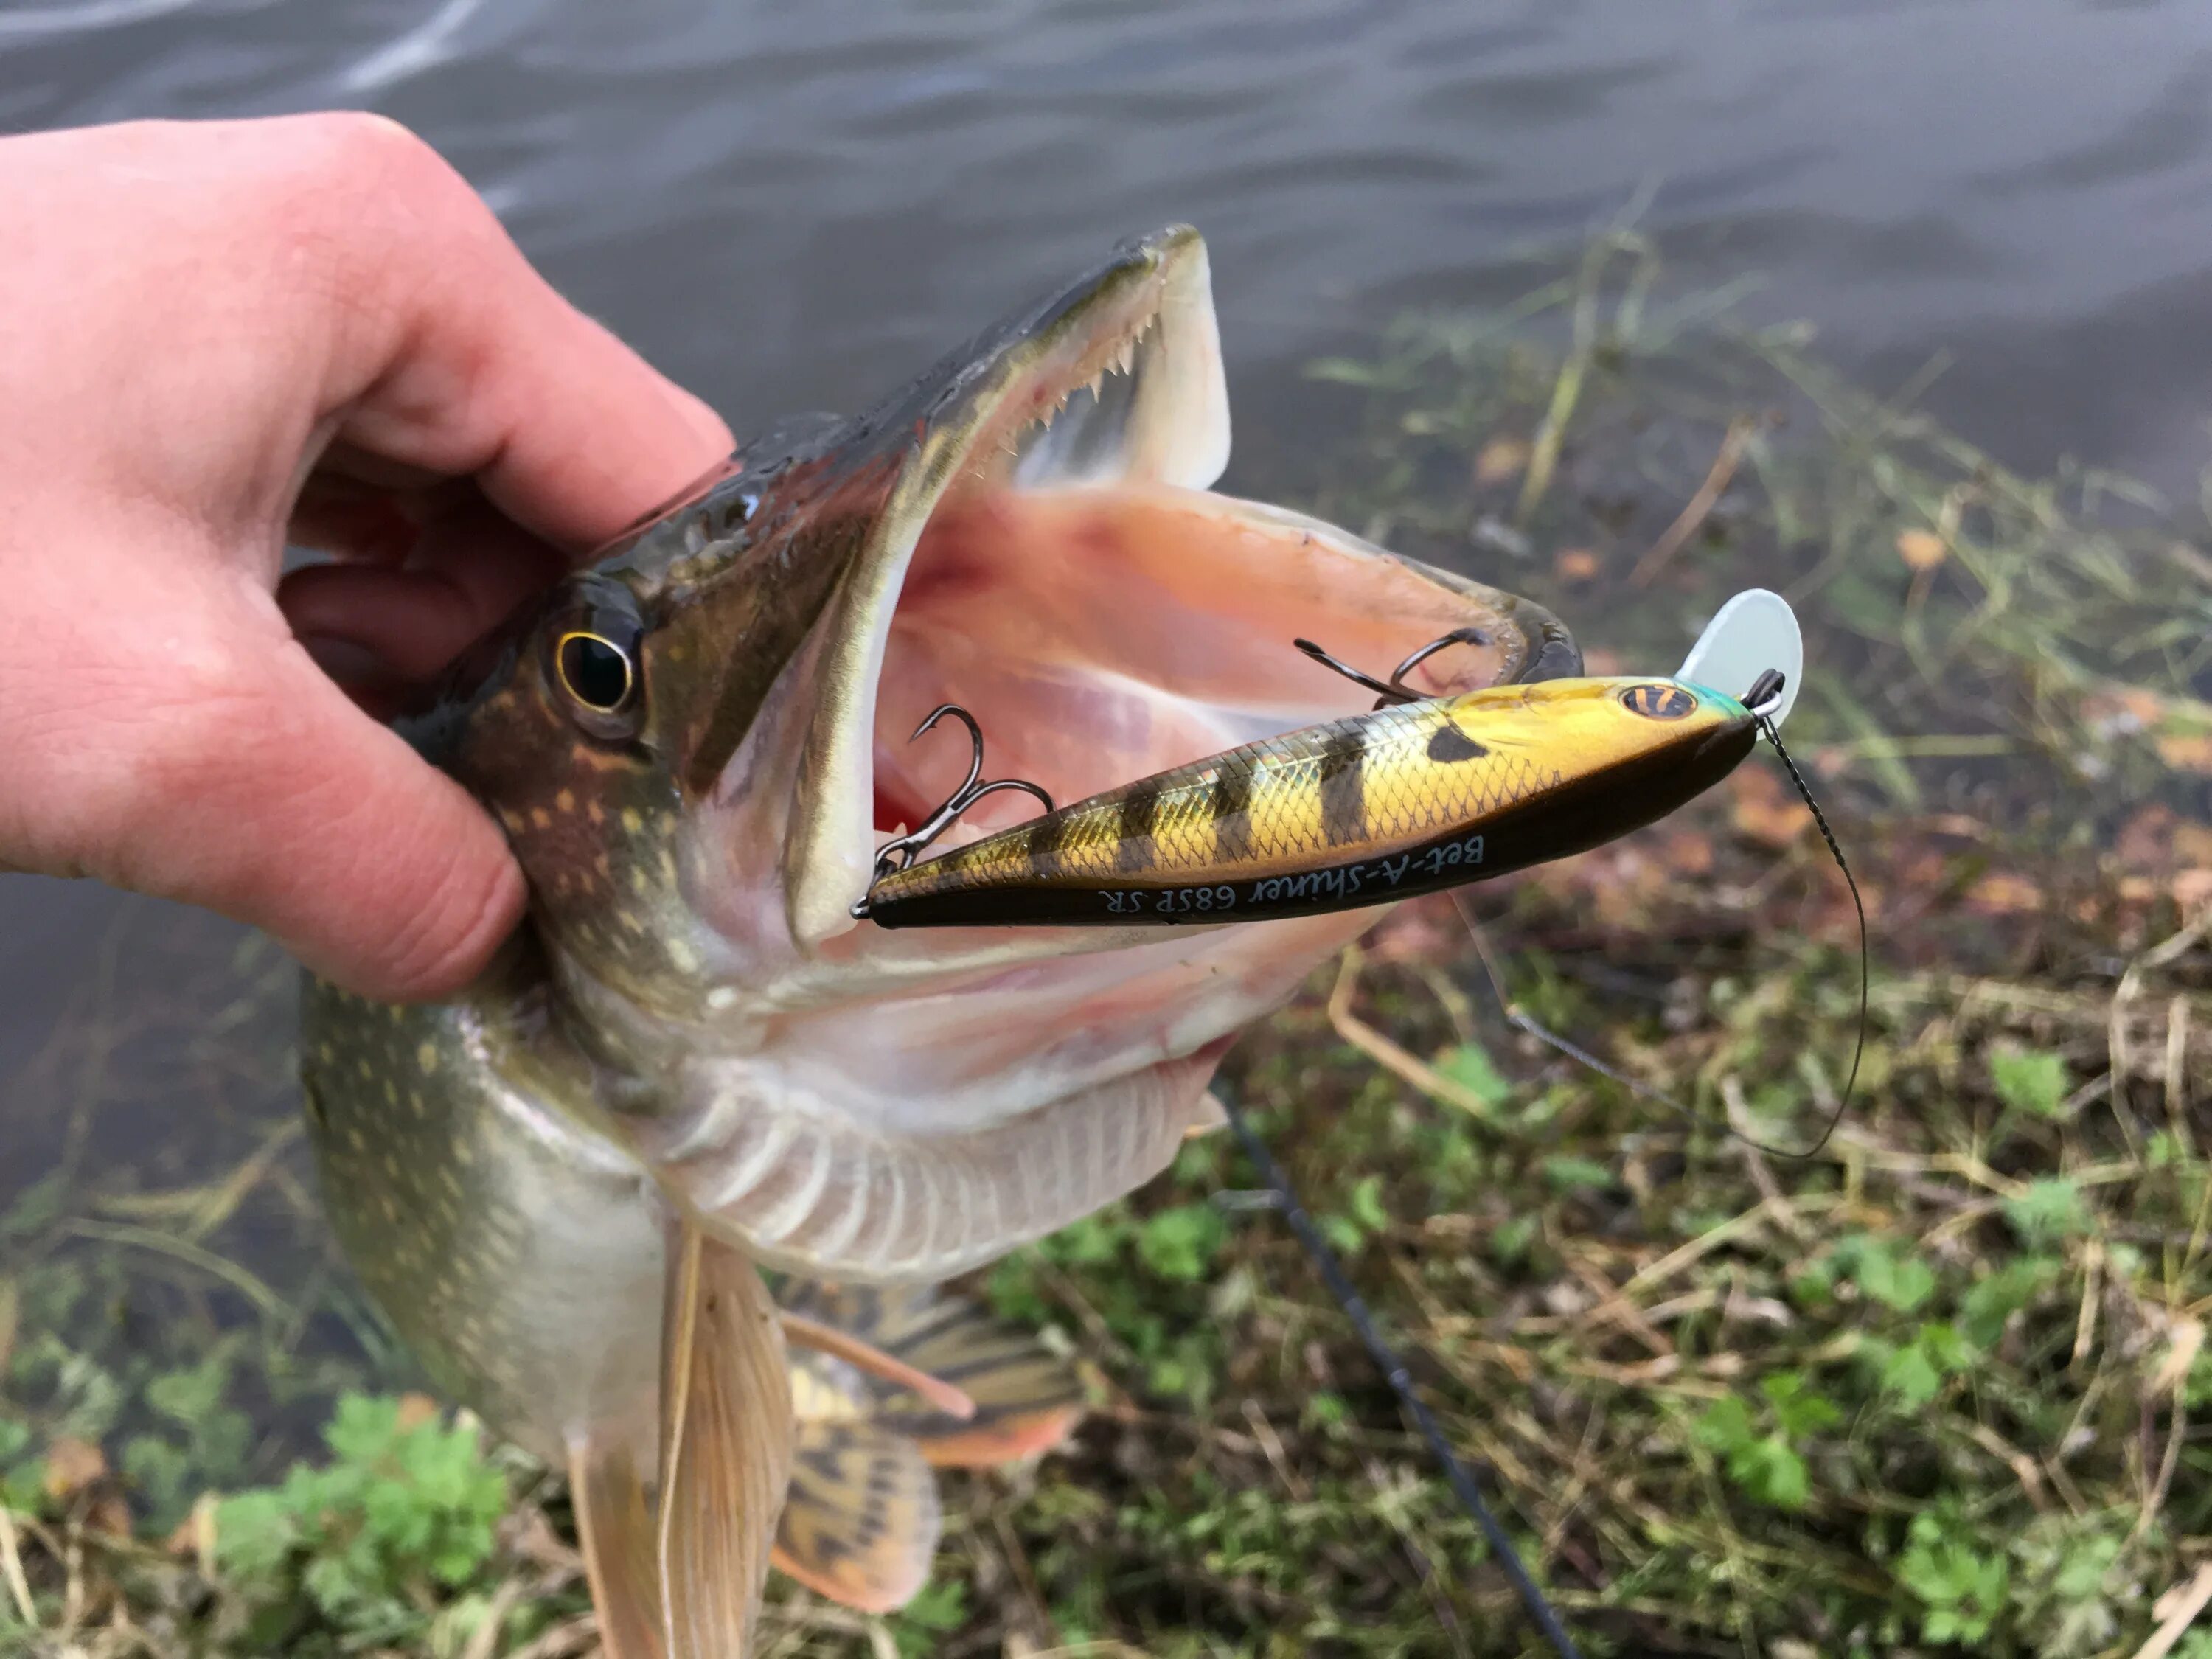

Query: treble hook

[1293,626,1493,709]
[861,704,1055,891]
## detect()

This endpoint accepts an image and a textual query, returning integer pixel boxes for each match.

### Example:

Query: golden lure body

[856,676,1756,928]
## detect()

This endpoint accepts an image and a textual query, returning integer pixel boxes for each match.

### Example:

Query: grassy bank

[5,237,2211,1658]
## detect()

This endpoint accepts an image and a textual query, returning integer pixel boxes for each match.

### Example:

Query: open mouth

[782,226,1576,953]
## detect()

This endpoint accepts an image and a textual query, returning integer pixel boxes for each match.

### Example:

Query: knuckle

[303,110,448,194]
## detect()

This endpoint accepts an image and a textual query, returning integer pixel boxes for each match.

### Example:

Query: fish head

[417,226,1585,1273]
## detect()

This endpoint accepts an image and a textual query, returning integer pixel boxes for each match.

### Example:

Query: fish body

[299,226,1581,1654]
[857,676,1756,928]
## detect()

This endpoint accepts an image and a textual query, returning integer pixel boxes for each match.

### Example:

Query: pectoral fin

[771,1420,940,1613]
[568,1436,664,1659]
[779,1281,1085,1468]
[658,1220,794,1659]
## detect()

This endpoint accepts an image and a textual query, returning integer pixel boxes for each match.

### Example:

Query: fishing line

[1214,1081,1585,1659]
[1451,675,1868,1160]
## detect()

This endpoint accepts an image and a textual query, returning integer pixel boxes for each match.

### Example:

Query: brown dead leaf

[88,1492,132,1540]
[2177,869,2212,918]
[1661,828,1715,877]
[1965,872,2045,917]
[2156,731,2212,775]
[1895,528,1947,571]
[166,1495,218,1565]
[2082,682,2212,773]
[1473,436,1531,484]
[1729,766,1813,849]
[43,1436,106,1501]
[394,1392,442,1433]
[1554,547,1601,582]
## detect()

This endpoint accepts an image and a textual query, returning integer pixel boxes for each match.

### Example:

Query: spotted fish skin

[304,948,667,1471]
[859,676,1755,928]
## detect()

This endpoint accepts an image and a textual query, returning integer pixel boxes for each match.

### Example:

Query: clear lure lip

[1677,588,1803,728]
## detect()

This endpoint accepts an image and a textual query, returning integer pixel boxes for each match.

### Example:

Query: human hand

[0,115,732,1000]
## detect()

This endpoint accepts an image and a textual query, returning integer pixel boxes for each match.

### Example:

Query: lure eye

[557,632,634,712]
[1621,682,1697,720]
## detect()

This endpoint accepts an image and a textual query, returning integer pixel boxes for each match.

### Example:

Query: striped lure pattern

[858,675,1758,928]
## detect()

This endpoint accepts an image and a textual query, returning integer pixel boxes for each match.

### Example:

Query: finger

[35,595,526,1001]
[281,501,567,681]
[270,115,734,550]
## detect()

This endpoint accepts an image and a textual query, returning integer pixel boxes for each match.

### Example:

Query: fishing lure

[854,590,1801,929]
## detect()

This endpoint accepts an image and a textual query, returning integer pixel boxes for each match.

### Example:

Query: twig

[1326,950,1501,1121]
[2111,914,2212,1147]
[1241,1399,1309,1501]
[0,1503,38,1632]
[2133,1560,2212,1659]
[460,1575,527,1659]
[1629,417,1756,586]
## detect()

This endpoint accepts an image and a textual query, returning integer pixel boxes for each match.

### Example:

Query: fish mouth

[622,229,1583,1273]
[776,226,1576,960]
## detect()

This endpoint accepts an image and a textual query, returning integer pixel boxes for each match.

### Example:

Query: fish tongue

[657,1220,794,1658]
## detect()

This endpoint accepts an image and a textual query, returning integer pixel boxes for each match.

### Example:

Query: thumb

[31,592,524,1001]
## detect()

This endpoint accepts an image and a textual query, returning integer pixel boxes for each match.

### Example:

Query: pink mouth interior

[869,481,1523,847]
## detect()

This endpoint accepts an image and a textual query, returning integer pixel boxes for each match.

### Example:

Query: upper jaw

[776,226,1232,948]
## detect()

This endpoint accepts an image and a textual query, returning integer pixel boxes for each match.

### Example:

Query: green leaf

[1960,1256,2062,1348]
[213,1489,299,1581]
[1879,1324,1970,1408]
[1541,1155,1615,1194]
[1761,1371,1842,1436]
[145,1354,229,1425]
[1435,1043,1513,1110]
[1897,1510,2010,1646]
[1881,1343,1943,1409]
[1726,1434,1810,1511]
[893,1580,968,1656]
[1840,1237,1937,1313]
[1135,1205,1225,1283]
[1346,1174,1391,1237]
[1694,1396,1756,1453]
[1991,1046,2070,1118]
[2004,1178,2092,1246]
[1490,1214,1538,1266]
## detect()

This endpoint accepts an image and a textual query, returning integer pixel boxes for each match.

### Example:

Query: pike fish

[299,226,1582,1655]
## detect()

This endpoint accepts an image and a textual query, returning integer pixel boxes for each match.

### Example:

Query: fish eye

[557,631,635,712]
[1621,682,1697,721]
[546,598,647,742]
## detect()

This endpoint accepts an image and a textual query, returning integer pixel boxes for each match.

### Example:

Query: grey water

[8,0,2212,1202]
